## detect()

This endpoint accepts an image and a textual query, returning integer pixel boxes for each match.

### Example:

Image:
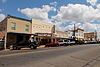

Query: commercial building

[97,32,100,41]
[75,28,84,40]
[84,32,97,41]
[67,28,84,40]
[32,19,55,45]
[54,30,68,41]
[0,15,32,49]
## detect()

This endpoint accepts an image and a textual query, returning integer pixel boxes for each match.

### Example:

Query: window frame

[11,22,16,30]
[25,24,29,32]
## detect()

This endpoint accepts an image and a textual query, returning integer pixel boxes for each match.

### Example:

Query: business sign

[35,33,52,37]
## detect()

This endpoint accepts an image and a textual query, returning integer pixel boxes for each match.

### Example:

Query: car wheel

[63,43,66,46]
[30,46,34,49]
[13,46,17,50]
[10,45,13,50]
[17,47,21,50]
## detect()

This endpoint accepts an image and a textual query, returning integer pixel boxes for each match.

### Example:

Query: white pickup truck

[58,39,75,46]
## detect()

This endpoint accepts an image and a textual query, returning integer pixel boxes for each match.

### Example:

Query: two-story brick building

[84,32,97,41]
[0,15,32,49]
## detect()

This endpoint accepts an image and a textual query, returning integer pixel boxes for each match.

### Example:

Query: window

[11,22,16,30]
[25,24,29,32]
[43,26,44,28]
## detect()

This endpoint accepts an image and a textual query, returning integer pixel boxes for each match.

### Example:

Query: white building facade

[32,19,55,45]
[67,28,84,40]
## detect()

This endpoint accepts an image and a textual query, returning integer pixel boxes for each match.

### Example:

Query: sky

[0,0,100,32]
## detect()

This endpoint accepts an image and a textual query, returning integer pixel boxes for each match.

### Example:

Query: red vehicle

[45,42,59,47]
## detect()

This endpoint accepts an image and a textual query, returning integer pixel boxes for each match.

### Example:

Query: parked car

[66,40,75,45]
[10,40,38,50]
[84,41,96,44]
[75,40,84,45]
[45,42,59,47]
[58,40,68,46]
[58,39,76,46]
[0,40,4,50]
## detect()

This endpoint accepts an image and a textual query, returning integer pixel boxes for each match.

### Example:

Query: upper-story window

[11,22,16,30]
[25,24,29,32]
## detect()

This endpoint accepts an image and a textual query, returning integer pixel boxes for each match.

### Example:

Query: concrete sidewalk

[0,45,61,57]
[0,45,45,56]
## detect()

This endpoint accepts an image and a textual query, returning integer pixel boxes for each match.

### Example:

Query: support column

[4,32,7,50]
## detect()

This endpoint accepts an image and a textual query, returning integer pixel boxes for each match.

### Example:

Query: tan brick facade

[84,32,96,41]
[55,31,68,38]
[7,16,32,34]
[0,15,32,48]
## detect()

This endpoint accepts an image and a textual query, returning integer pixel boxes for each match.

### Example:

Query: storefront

[7,32,31,48]
[33,33,54,45]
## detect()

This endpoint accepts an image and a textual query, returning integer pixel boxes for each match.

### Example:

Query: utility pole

[95,30,97,42]
[73,24,75,38]
[72,24,76,44]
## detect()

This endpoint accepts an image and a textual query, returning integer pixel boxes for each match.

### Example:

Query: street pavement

[0,44,100,67]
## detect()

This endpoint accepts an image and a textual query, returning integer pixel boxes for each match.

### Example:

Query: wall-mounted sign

[35,33,52,37]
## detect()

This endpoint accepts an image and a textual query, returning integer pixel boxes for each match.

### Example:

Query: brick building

[84,32,97,41]
[0,15,32,49]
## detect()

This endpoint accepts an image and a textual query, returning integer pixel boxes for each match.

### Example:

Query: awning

[7,32,34,35]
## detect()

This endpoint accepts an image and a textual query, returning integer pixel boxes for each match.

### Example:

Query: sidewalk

[37,45,45,48]
[0,45,45,56]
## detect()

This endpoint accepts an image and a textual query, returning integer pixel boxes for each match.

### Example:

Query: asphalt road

[0,44,100,67]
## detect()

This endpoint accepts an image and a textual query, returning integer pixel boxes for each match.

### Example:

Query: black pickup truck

[10,40,38,50]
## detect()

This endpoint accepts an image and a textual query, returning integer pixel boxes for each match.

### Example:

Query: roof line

[7,14,32,22]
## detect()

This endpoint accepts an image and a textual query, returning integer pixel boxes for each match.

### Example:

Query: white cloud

[18,3,100,32]
[0,14,6,22]
[50,2,57,7]
[83,23,97,31]
[52,4,100,31]
[18,5,54,21]
[87,0,97,6]
[53,4,100,23]
[60,22,97,32]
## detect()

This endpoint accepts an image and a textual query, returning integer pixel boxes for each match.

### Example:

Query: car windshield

[64,40,68,42]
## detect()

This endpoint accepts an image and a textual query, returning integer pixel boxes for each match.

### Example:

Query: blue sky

[0,0,87,19]
[0,0,100,32]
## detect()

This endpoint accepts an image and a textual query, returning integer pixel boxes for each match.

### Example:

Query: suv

[10,40,38,50]
[58,40,67,46]
[58,39,75,46]
[66,40,75,45]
